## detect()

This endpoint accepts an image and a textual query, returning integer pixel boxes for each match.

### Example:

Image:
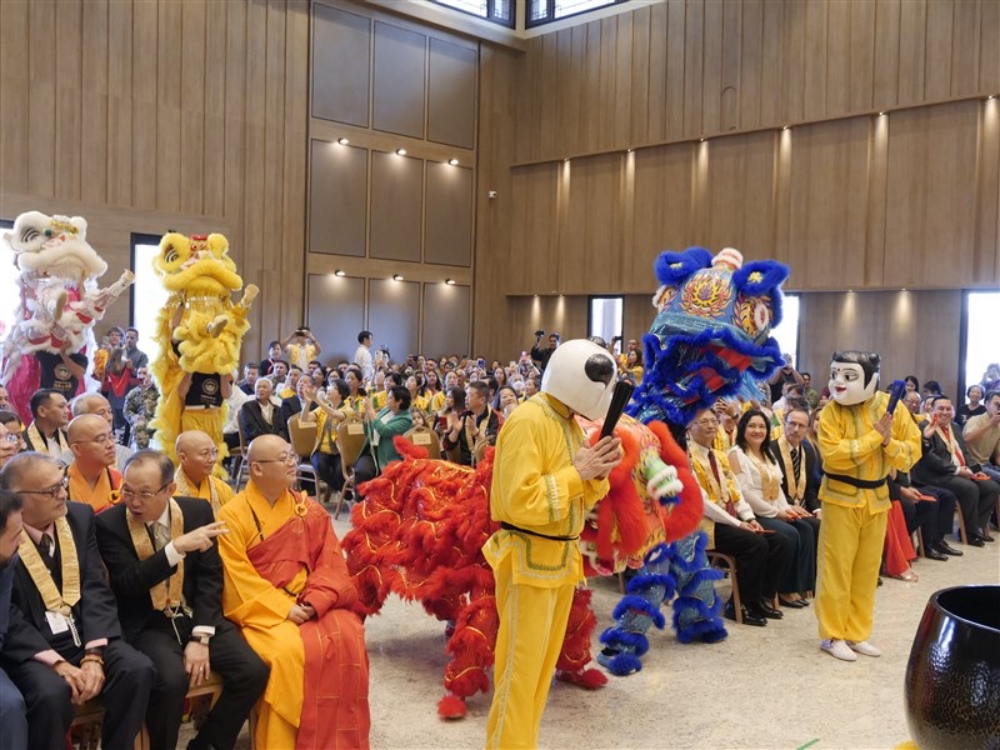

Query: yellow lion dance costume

[149,233,258,472]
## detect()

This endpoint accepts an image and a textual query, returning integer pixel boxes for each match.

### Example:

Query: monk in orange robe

[217,434,370,749]
[65,414,122,512]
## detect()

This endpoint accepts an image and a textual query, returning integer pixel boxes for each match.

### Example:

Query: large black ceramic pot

[904,585,1000,749]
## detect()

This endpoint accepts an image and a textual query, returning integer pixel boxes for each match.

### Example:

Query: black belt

[500,521,579,542]
[825,473,887,490]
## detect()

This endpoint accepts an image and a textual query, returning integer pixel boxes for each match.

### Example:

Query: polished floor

[211,516,998,749]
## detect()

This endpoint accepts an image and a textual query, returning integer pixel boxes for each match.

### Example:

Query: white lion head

[4,211,107,286]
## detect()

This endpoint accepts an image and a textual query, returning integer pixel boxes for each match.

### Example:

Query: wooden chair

[287,414,329,502]
[234,419,251,491]
[135,674,226,750]
[334,415,367,518]
[404,426,442,458]
[955,502,969,545]
[706,550,742,624]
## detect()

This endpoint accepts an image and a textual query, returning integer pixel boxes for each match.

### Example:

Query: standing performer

[484,339,622,750]
[815,351,920,661]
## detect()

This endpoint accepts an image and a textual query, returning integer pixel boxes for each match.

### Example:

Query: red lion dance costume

[342,413,703,719]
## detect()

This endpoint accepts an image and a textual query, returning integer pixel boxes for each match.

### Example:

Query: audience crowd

[0,324,997,748]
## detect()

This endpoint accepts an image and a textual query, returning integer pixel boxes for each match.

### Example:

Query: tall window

[771,293,800,368]
[528,0,628,27]
[430,0,514,27]
[588,296,623,346]
[962,290,1000,395]
[130,234,170,366]
[0,220,15,344]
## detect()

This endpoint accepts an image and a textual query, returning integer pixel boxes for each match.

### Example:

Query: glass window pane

[965,291,1000,392]
[555,0,618,18]
[589,297,623,345]
[433,0,489,17]
[130,240,172,367]
[771,293,800,369]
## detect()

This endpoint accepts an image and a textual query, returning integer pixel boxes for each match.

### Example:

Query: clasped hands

[288,602,317,625]
[54,659,104,705]
[573,436,622,481]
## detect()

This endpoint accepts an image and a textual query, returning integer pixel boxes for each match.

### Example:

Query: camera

[535,329,545,338]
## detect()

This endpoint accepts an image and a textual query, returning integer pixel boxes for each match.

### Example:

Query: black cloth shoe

[923,547,948,561]
[754,601,784,620]
[967,535,986,547]
[980,533,995,542]
[778,596,807,608]
[935,540,963,556]
[724,600,767,627]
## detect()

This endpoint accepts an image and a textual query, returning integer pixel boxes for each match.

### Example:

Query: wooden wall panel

[312,4,372,127]
[560,154,624,293]
[422,282,471,358]
[507,163,560,295]
[370,152,423,262]
[309,140,368,256]
[424,162,473,266]
[427,39,478,149]
[307,274,366,364]
[883,101,980,288]
[372,21,426,138]
[0,0,311,362]
[368,278,421,362]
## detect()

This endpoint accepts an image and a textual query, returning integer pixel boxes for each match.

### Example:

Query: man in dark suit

[279,373,314,427]
[239,378,288,443]
[768,405,822,514]
[96,450,268,750]
[911,395,1000,546]
[0,452,154,750]
[0,489,28,749]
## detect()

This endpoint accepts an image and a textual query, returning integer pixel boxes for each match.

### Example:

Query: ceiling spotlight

[396,148,407,156]
[334,269,346,277]
[563,158,570,163]
[393,274,404,281]
[989,95,996,100]
[445,278,456,285]
[878,111,886,116]
[626,148,633,153]
[782,126,790,131]
[338,137,349,145]
[448,158,459,166]
[699,138,706,143]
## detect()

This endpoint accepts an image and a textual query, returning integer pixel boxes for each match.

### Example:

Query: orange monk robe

[173,468,234,514]
[66,462,122,513]
[217,483,370,750]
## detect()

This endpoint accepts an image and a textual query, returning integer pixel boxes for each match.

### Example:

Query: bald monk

[66,414,122,513]
[175,431,234,514]
[217,435,370,749]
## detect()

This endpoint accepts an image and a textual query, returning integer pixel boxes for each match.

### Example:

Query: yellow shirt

[371,391,388,411]
[313,407,340,454]
[483,394,609,588]
[429,391,446,413]
[410,393,430,412]
[818,392,921,512]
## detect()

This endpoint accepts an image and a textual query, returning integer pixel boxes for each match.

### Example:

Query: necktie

[707,451,738,518]
[150,522,171,552]
[40,534,54,559]
[791,446,801,481]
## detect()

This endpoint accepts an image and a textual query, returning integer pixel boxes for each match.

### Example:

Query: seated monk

[175,431,234,513]
[217,435,370,749]
[65,414,122,513]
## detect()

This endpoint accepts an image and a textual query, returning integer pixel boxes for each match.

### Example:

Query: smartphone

[509,360,516,368]
[437,415,448,430]
[477,358,486,370]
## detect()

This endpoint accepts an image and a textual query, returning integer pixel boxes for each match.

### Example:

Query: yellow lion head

[154,232,243,296]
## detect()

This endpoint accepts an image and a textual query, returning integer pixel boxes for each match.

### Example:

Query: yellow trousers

[485,556,575,750]
[815,501,888,641]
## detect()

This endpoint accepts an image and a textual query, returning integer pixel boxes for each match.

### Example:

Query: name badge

[45,611,70,634]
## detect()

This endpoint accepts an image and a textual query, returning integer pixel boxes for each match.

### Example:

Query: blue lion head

[628,246,789,427]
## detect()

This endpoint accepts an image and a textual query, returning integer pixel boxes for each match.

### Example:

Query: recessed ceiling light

[878,111,886,116]
[396,148,407,156]
[989,95,996,100]
[393,274,404,281]
[448,158,459,166]
[700,138,706,143]
[338,137,349,145]
[445,278,456,285]
[782,126,790,131]
[563,158,570,163]
[334,269,346,277]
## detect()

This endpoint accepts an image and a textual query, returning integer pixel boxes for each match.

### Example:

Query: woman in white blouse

[729,409,817,608]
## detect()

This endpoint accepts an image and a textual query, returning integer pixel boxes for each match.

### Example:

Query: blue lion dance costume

[598,246,790,675]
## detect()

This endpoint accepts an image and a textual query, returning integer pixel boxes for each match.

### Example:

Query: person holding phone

[529,330,560,373]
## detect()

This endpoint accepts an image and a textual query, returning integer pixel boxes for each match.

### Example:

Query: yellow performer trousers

[485,556,575,750]
[815,501,888,642]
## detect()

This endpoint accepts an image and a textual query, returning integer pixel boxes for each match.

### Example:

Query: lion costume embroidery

[149,232,257,471]
[1,211,133,423]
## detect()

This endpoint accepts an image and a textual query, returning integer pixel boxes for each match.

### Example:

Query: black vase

[904,585,1000,749]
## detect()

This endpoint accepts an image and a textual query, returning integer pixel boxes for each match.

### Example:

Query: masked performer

[815,351,920,661]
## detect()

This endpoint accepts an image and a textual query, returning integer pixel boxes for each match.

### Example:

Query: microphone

[600,381,635,439]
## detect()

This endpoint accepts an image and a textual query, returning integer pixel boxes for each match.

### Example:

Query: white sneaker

[847,640,882,657]
[821,639,857,661]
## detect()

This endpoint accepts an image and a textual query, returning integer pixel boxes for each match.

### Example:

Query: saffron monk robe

[0,452,154,750]
[217,435,370,750]
[96,450,269,750]
[175,430,235,514]
[65,414,123,513]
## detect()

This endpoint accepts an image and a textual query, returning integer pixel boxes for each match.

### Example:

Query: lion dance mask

[1,211,133,423]
[149,232,257,471]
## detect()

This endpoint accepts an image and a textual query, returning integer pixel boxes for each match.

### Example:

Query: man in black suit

[0,489,29,749]
[911,395,1000,546]
[96,450,268,750]
[0,452,154,750]
[279,373,314,427]
[239,378,288,443]
[768,405,822,515]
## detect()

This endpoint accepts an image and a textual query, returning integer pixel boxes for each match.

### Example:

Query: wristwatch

[195,634,211,647]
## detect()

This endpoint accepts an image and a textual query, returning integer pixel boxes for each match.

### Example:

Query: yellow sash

[174,468,220,514]
[126,498,186,613]
[689,446,733,509]
[777,437,807,504]
[19,517,81,645]
[746,450,782,504]
[26,422,67,457]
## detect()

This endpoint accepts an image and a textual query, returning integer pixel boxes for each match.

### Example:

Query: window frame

[428,0,516,28]
[526,0,629,28]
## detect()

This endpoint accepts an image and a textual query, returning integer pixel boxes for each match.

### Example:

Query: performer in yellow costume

[815,351,920,662]
[484,339,622,750]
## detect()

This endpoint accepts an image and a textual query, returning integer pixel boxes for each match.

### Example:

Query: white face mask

[829,362,878,406]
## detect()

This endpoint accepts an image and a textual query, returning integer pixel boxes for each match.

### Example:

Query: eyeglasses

[1,434,18,445]
[121,482,171,501]
[694,418,719,427]
[197,449,219,459]
[75,433,116,446]
[253,453,298,466]
[19,476,70,499]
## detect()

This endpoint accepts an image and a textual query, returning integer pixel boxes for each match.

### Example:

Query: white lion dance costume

[1,211,133,423]
[149,232,257,471]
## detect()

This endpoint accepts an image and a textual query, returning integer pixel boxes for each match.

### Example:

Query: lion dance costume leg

[149,233,257,472]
